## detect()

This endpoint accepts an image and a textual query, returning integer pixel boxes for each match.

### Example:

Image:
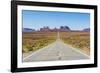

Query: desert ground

[22,31,90,62]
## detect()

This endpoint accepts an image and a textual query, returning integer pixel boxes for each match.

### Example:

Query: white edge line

[62,41,90,58]
[23,41,56,61]
[23,40,89,61]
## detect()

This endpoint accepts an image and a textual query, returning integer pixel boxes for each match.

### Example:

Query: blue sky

[22,10,90,30]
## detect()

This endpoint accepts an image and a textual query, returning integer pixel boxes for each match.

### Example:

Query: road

[23,32,89,62]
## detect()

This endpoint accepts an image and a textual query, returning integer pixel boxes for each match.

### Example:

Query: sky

[22,10,90,30]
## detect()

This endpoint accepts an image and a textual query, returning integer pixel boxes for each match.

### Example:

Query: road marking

[23,32,89,61]
[62,41,90,58]
[23,41,56,61]
[23,32,59,61]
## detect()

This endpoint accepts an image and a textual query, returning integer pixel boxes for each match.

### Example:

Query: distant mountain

[59,26,70,31]
[39,26,71,32]
[83,28,90,32]
[22,28,35,32]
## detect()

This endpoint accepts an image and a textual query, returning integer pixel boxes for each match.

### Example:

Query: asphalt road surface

[23,32,89,62]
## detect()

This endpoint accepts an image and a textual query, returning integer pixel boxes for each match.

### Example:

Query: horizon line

[22,27,90,31]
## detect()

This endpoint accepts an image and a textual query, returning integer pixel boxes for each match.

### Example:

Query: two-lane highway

[23,32,89,62]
